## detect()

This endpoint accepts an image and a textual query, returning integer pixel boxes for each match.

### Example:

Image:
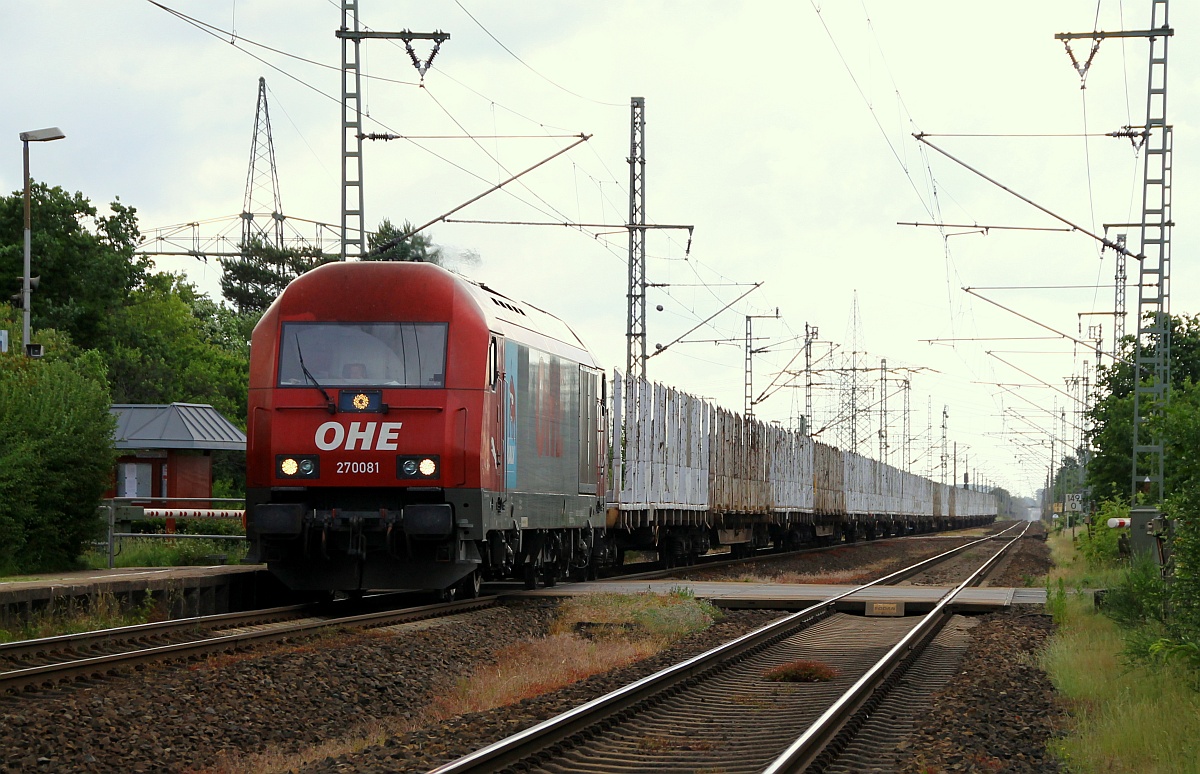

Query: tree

[0,184,149,348]
[105,273,248,424]
[0,352,115,573]
[363,218,445,264]
[0,183,261,565]
[1086,314,1200,502]
[218,237,335,317]
[989,486,1017,519]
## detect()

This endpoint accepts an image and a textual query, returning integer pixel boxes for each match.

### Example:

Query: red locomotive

[245,261,606,598]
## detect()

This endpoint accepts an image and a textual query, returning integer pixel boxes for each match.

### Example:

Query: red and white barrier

[142,509,245,520]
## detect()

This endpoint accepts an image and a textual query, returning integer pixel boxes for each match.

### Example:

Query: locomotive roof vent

[491,297,527,316]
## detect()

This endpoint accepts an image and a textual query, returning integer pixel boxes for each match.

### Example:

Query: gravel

[890,529,1065,772]
[674,535,984,584]
[0,602,561,773]
[0,524,1067,774]
[895,608,1065,773]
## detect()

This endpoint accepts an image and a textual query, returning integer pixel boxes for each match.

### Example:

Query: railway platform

[522,579,1047,613]
[0,564,287,623]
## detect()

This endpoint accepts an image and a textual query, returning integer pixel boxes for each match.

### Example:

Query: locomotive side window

[277,322,448,388]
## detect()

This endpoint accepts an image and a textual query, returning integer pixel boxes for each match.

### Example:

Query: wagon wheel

[523,561,539,590]
[542,534,563,588]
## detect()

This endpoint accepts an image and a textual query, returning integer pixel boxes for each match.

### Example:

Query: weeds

[79,537,247,569]
[1043,523,1200,772]
[0,591,155,643]
[1044,577,1068,624]
[551,591,722,641]
[761,659,839,683]
[440,592,720,718]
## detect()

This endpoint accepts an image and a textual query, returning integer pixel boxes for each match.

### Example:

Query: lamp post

[19,126,65,357]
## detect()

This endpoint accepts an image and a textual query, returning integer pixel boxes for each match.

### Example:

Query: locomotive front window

[277,322,448,388]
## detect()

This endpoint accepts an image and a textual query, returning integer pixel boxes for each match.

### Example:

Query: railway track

[428,522,1027,774]
[0,524,997,697]
[0,596,497,695]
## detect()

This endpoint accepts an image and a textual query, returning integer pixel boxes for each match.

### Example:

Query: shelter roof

[110,403,246,451]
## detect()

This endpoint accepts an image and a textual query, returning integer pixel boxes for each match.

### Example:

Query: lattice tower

[242,77,284,248]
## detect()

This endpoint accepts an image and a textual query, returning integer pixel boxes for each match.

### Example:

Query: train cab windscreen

[277,322,448,388]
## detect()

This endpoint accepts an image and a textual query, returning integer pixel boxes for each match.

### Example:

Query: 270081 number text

[336,461,380,474]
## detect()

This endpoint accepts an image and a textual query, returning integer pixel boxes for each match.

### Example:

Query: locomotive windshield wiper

[296,339,336,414]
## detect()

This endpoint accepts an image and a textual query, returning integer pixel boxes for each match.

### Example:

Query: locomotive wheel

[459,569,482,599]
[438,584,459,603]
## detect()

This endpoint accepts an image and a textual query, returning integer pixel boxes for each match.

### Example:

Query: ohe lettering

[315,421,403,451]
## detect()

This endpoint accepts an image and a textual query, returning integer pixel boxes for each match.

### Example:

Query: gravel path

[0,524,1065,774]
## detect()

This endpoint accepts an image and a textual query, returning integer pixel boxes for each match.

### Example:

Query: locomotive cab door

[488,334,508,494]
[578,366,604,496]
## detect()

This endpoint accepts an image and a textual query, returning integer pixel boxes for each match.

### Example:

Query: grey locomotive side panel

[503,341,595,527]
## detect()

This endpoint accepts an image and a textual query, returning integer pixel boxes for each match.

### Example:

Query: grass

[0,591,159,643]
[431,633,662,716]
[204,591,721,774]
[79,536,248,569]
[1041,527,1200,773]
[1046,531,1128,590]
[435,590,720,716]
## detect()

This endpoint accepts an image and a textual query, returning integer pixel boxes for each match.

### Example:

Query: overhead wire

[147,0,637,258]
[452,1,625,108]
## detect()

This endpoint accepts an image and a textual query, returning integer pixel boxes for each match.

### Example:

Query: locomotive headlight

[277,454,319,479]
[397,455,440,479]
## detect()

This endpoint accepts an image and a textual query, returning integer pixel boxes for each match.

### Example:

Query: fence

[98,497,246,569]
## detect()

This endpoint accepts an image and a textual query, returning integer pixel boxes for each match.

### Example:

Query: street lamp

[20,126,65,358]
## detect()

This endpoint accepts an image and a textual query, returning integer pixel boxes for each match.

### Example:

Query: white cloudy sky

[4,1,1196,498]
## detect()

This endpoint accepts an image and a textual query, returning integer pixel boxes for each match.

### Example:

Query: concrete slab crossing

[519,579,1047,613]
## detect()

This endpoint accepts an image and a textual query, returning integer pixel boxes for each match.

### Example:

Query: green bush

[1166,488,1200,638]
[1102,553,1169,631]
[1078,501,1126,567]
[0,352,115,574]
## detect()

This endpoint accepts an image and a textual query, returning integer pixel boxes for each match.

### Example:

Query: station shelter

[106,403,246,504]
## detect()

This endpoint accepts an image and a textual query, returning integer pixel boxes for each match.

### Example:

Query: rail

[0,596,498,694]
[427,523,1024,774]
[762,521,1030,772]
